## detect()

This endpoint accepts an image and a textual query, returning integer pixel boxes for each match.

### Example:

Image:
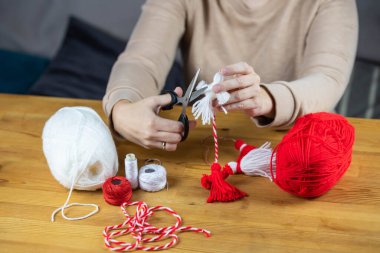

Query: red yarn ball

[271,112,355,198]
[102,176,132,206]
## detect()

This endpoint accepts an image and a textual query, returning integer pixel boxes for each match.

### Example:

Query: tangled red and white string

[103,201,211,251]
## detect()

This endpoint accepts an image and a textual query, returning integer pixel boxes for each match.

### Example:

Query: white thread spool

[125,153,139,189]
[139,159,167,192]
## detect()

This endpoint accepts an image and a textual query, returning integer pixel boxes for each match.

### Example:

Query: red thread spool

[102,176,132,206]
[271,112,355,198]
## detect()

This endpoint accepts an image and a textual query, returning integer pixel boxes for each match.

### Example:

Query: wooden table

[1,94,380,253]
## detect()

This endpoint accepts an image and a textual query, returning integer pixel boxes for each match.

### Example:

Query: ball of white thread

[42,106,118,191]
[138,164,167,192]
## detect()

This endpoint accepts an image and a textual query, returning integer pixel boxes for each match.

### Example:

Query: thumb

[152,93,172,108]
[151,86,184,108]
[174,86,183,97]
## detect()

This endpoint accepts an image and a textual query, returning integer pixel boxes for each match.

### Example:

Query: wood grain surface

[0,94,379,253]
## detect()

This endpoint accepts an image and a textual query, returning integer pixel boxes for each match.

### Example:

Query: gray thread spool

[138,159,167,192]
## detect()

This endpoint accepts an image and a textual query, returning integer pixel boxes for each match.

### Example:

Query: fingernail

[221,68,229,75]
[213,84,221,93]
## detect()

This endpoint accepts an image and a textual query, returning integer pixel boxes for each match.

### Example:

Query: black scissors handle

[161,90,178,111]
[161,90,189,141]
[178,113,189,141]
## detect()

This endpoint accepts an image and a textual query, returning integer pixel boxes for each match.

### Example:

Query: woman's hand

[112,87,195,151]
[212,62,275,119]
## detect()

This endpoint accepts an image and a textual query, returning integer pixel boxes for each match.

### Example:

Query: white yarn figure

[138,163,167,192]
[192,72,230,125]
[226,140,276,181]
[42,107,118,221]
[125,153,139,190]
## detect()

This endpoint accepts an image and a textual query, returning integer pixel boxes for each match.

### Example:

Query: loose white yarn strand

[51,173,99,222]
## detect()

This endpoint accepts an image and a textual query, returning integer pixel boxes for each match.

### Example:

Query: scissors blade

[181,68,200,112]
[189,87,207,103]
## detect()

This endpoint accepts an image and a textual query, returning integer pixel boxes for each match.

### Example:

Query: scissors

[161,68,207,141]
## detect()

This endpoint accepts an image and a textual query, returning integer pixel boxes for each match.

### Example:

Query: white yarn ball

[42,106,118,191]
[138,164,167,192]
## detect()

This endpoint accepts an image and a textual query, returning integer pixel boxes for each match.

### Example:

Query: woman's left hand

[212,62,275,119]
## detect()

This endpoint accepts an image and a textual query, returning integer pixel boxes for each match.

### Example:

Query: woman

[103,0,358,151]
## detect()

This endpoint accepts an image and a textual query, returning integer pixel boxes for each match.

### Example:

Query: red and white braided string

[212,113,218,163]
[103,201,211,251]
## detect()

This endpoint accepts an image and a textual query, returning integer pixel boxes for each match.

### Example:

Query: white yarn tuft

[42,106,118,221]
[192,72,230,125]
[138,164,167,192]
[125,153,139,190]
[229,142,276,181]
[240,142,276,181]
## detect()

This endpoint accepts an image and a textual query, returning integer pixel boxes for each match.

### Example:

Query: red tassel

[201,163,248,203]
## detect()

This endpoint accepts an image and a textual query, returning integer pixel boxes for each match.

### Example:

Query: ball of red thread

[272,112,355,198]
[102,176,132,206]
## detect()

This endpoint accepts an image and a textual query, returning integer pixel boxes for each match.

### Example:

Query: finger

[152,131,182,143]
[213,73,260,93]
[150,93,173,108]
[227,85,261,104]
[151,87,183,109]
[146,141,178,151]
[126,135,152,150]
[174,87,183,97]
[153,117,184,133]
[223,99,257,112]
[221,62,254,76]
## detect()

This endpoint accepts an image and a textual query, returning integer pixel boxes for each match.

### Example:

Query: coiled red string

[103,201,211,251]
[271,112,355,198]
[103,176,133,206]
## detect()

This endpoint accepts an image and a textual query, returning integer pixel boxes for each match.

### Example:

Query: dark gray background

[0,0,378,118]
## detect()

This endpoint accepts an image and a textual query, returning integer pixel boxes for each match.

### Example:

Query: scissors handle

[161,90,189,141]
[178,113,189,141]
[161,90,178,111]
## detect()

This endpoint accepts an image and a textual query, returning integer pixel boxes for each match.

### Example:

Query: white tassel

[228,142,276,181]
[192,72,230,125]
[241,142,276,180]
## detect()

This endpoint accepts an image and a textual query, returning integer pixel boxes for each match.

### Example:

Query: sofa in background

[0,0,379,118]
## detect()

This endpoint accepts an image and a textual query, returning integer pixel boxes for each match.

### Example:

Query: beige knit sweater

[103,0,358,128]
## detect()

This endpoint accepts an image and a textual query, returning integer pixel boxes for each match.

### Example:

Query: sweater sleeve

[102,0,186,117]
[254,0,358,128]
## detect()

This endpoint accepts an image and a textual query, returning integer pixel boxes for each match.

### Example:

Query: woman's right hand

[111,87,187,151]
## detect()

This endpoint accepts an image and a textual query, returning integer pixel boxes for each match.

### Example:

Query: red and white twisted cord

[103,201,211,251]
[212,113,218,163]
